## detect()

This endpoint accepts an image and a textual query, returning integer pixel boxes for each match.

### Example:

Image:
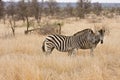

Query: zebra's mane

[73,29,94,36]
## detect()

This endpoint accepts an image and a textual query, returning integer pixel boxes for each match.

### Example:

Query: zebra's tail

[42,41,45,52]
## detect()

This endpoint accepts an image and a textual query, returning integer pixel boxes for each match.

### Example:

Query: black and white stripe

[42,28,105,56]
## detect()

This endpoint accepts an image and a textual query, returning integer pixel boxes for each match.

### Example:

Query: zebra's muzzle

[101,40,103,44]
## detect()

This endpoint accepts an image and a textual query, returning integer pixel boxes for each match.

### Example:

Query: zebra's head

[98,29,105,44]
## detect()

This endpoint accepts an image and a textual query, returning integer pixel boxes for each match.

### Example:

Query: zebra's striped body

[42,29,105,56]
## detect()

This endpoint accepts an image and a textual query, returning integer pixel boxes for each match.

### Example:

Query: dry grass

[0,17,120,80]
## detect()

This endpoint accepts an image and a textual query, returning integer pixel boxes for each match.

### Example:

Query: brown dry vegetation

[0,17,120,80]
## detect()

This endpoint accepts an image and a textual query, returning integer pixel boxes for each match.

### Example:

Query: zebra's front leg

[44,51,51,56]
[72,48,78,56]
[68,50,72,56]
[44,47,54,56]
[90,48,94,56]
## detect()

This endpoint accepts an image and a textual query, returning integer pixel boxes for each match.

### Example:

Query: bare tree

[31,0,40,23]
[92,2,102,16]
[9,16,16,36]
[17,0,31,34]
[6,0,16,36]
[17,0,38,34]
[6,1,16,18]
[116,7,120,15]
[0,0,5,22]
[64,3,74,17]
[46,0,59,16]
[25,0,31,33]
[76,0,91,19]
[17,0,26,22]
[39,0,44,22]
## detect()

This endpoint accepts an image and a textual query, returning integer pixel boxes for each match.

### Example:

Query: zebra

[42,28,105,56]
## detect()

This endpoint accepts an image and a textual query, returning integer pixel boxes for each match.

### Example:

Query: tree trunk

[57,23,61,34]
[22,16,25,23]
[37,0,44,26]
[25,16,29,34]
[3,17,6,24]
[26,16,29,31]
[9,18,15,36]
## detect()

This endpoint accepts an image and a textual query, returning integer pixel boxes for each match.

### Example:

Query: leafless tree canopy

[1,0,120,21]
[0,0,120,35]
[92,2,102,15]
[0,0,4,20]
[76,0,92,18]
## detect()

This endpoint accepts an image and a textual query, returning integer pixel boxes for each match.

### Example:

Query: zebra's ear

[94,24,98,33]
[102,24,110,36]
[94,24,101,33]
[100,25,106,32]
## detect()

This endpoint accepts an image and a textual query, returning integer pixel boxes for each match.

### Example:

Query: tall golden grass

[0,17,120,80]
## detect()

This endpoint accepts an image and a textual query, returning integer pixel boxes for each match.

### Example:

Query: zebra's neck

[94,34,101,44]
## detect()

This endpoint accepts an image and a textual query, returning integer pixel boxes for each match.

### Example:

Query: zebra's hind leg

[45,47,54,56]
[68,49,78,56]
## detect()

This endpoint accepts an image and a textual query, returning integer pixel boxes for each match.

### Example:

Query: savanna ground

[0,16,120,80]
